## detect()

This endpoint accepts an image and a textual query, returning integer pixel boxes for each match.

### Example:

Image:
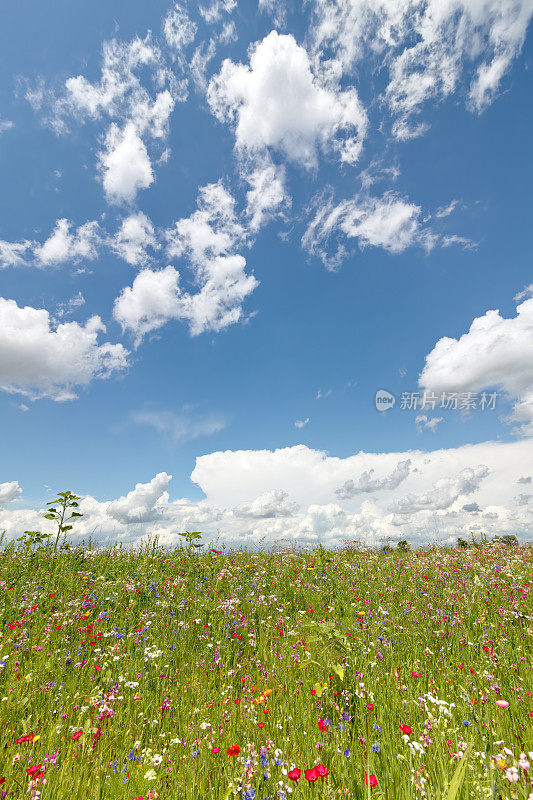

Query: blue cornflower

[373,723,382,732]
[243,790,256,800]
[127,751,134,761]
[191,749,200,757]
[261,754,270,767]
[274,758,282,766]
[344,748,351,757]
[341,712,351,721]
[371,743,381,753]
[463,720,471,727]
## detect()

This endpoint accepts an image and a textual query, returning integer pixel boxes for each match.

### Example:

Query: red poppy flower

[235,699,241,705]
[212,747,221,754]
[288,768,301,781]
[400,724,412,735]
[226,745,240,756]
[310,689,316,696]
[305,767,319,782]
[318,719,328,731]
[0,778,5,785]
[364,774,378,787]
[366,703,374,710]
[16,734,34,743]
[26,765,42,776]
[72,731,83,740]
[258,722,265,728]
[316,764,328,776]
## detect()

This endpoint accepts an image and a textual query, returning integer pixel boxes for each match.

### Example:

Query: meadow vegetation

[0,510,531,800]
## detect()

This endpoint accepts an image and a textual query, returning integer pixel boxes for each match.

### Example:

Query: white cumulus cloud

[303,190,436,268]
[0,481,22,505]
[35,218,101,266]
[245,161,290,232]
[107,472,172,524]
[115,181,260,344]
[388,466,490,515]
[113,265,183,346]
[199,0,236,25]
[0,297,129,401]
[0,240,33,268]
[99,122,154,204]
[163,4,197,54]
[1,439,532,547]
[336,459,412,498]
[28,33,185,204]
[207,31,367,168]
[113,212,158,266]
[233,489,299,519]
[420,296,533,435]
[310,0,533,138]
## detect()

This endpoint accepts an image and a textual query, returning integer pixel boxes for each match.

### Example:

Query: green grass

[0,540,531,800]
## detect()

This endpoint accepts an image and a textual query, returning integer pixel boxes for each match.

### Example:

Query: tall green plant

[16,530,51,553]
[44,490,83,553]
[177,530,203,551]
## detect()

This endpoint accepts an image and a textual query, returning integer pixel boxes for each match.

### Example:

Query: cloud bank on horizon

[2,439,533,548]
[0,0,532,546]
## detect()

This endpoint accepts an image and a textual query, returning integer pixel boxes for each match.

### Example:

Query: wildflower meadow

[0,524,531,800]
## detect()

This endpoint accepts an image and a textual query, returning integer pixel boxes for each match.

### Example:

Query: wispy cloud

[415,414,443,433]
[0,119,14,134]
[131,407,226,444]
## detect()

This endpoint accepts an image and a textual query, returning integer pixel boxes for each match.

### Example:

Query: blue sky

[1,0,532,547]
